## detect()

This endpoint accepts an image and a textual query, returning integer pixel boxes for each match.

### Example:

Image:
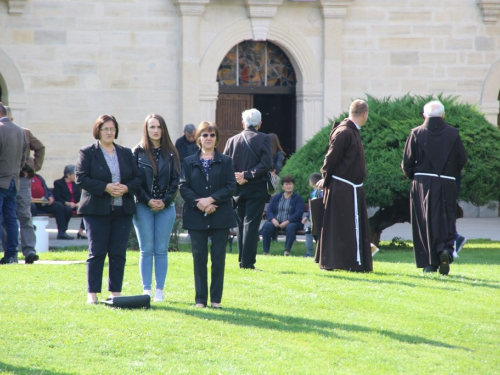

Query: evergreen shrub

[281,94,500,242]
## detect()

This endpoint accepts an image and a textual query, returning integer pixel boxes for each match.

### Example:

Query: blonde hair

[349,100,369,116]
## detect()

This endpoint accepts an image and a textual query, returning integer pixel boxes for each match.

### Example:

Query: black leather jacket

[133,146,180,208]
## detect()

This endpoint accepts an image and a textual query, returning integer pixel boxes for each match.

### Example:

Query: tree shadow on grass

[377,249,500,265]
[316,272,459,292]
[317,270,499,291]
[404,273,500,290]
[0,362,75,375]
[158,303,471,352]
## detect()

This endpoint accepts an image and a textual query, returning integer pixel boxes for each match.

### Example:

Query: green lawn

[1,239,499,374]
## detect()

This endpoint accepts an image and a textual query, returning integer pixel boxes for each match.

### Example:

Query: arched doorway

[215,41,296,154]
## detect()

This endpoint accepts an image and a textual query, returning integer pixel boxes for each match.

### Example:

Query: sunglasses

[201,133,216,138]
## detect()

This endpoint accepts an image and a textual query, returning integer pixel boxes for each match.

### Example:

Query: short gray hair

[4,105,12,119]
[242,108,261,129]
[183,123,196,134]
[63,164,75,177]
[423,100,445,118]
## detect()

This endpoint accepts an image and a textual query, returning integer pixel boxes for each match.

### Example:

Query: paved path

[43,216,500,251]
[379,217,500,241]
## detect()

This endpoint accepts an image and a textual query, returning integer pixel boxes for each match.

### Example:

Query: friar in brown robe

[402,100,467,275]
[314,100,373,272]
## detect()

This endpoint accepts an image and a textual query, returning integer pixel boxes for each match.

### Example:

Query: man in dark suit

[223,108,272,270]
[0,102,28,265]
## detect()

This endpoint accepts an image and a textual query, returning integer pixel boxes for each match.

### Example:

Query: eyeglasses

[100,127,116,133]
[201,133,216,138]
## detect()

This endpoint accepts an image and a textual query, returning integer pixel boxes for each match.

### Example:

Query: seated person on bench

[30,173,74,240]
[261,175,304,256]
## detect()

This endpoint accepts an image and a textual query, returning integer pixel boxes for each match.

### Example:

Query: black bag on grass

[100,295,150,309]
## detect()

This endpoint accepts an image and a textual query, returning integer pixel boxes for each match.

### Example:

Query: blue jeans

[133,202,176,290]
[261,220,303,253]
[0,179,19,259]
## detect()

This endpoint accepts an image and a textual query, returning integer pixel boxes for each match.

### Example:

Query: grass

[1,239,499,374]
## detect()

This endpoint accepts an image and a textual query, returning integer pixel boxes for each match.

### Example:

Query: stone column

[296,84,324,147]
[320,1,354,119]
[174,0,210,126]
[476,0,500,24]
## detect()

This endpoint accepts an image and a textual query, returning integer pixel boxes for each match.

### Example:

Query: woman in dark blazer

[53,165,87,239]
[179,122,236,308]
[75,114,141,304]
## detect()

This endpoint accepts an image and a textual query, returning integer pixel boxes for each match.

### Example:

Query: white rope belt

[332,175,363,265]
[414,172,456,180]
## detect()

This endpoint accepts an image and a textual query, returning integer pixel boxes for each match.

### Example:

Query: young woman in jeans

[133,114,180,302]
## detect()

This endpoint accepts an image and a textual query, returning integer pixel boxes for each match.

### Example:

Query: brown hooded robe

[314,119,373,272]
[402,117,467,268]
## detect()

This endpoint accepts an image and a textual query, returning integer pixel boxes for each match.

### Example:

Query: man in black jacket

[175,124,197,162]
[223,108,272,269]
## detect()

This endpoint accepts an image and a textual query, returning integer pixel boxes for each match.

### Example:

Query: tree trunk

[368,196,410,246]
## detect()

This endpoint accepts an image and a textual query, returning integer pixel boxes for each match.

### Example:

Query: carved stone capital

[477,0,500,24]
[173,0,211,17]
[319,0,355,19]
[8,0,28,15]
[244,0,284,19]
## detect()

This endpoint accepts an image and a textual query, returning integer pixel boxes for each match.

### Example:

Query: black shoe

[25,253,39,264]
[423,265,438,273]
[0,256,18,265]
[77,232,88,239]
[439,252,450,275]
[57,233,74,240]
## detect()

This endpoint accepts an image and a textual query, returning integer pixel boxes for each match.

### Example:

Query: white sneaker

[143,290,152,297]
[154,289,164,302]
[371,243,379,257]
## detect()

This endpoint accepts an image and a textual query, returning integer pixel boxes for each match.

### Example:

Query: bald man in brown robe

[402,100,467,275]
[315,100,373,272]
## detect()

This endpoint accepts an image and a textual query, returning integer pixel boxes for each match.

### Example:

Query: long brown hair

[139,114,180,175]
[268,133,285,157]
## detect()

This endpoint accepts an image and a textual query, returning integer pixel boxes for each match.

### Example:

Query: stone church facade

[0,0,499,187]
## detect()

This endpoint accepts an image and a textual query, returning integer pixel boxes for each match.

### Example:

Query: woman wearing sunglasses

[179,122,236,308]
[132,114,180,303]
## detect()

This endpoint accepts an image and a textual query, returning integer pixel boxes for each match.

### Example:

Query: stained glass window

[217,41,296,87]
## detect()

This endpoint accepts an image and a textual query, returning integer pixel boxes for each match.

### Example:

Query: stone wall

[0,0,499,186]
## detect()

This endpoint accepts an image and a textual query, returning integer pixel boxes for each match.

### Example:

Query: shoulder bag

[241,132,278,194]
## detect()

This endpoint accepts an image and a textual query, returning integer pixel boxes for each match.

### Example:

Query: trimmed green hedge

[281,94,500,208]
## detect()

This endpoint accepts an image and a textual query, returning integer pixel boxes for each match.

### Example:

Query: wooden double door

[215,92,296,156]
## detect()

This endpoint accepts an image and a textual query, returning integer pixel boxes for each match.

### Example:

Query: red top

[31,176,45,199]
[66,181,76,203]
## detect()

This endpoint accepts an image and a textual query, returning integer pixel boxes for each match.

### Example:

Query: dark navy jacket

[179,149,237,230]
[266,191,304,224]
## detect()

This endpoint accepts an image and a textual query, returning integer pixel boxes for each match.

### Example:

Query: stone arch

[199,18,322,146]
[0,47,27,121]
[200,19,318,85]
[479,56,500,126]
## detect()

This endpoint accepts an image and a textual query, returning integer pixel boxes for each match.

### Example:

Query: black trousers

[34,202,72,234]
[189,228,229,305]
[83,206,132,293]
[234,182,268,269]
